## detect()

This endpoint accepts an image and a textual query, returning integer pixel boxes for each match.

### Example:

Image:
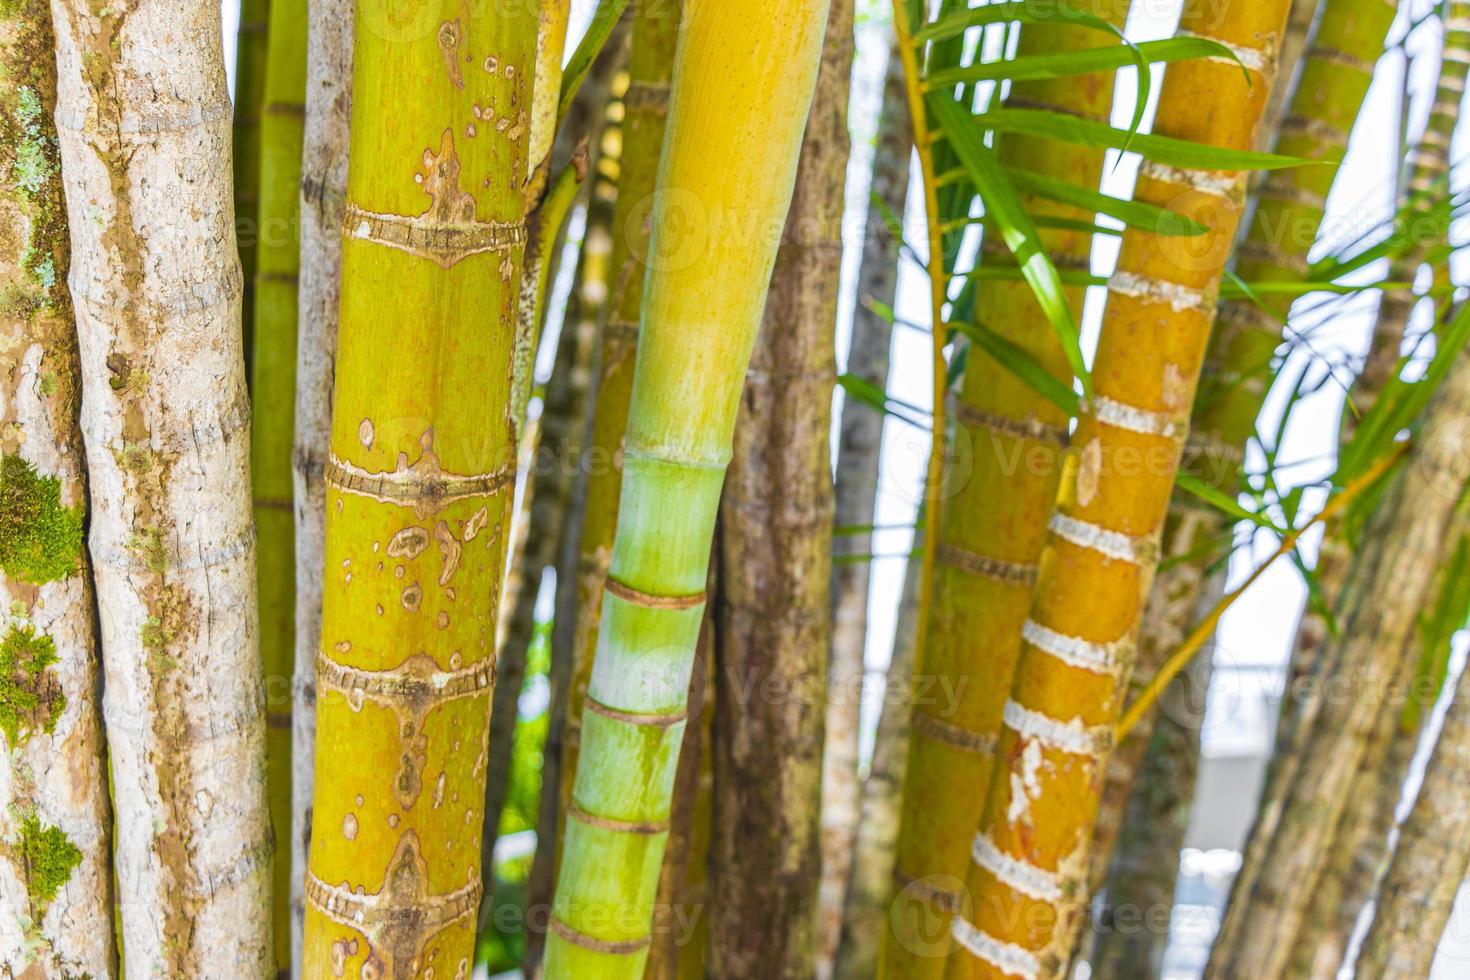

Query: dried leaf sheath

[545,1,832,975]
[945,1,1293,976]
[300,3,536,975]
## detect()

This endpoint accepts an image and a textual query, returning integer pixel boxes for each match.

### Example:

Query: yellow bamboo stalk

[943,1,1294,976]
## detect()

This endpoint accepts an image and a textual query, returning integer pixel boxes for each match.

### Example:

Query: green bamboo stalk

[1355,596,1470,979]
[288,0,353,963]
[944,0,1295,975]
[822,30,912,977]
[0,0,114,972]
[1205,343,1470,978]
[300,1,537,973]
[52,0,273,966]
[708,3,853,975]
[235,0,270,349]
[250,0,308,967]
[882,7,1129,977]
[555,0,680,854]
[543,2,832,975]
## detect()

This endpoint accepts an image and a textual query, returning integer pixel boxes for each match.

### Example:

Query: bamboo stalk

[1355,613,1470,979]
[1088,0,1399,964]
[943,1,1294,976]
[1206,342,1470,978]
[543,2,832,974]
[555,0,680,857]
[0,0,113,972]
[299,1,537,973]
[821,28,912,980]
[235,0,270,347]
[288,0,353,964]
[50,0,273,967]
[882,6,1129,976]
[835,540,923,980]
[708,3,853,976]
[250,0,308,967]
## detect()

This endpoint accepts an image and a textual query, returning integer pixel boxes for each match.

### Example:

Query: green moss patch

[0,454,83,584]
[17,813,80,906]
[0,625,65,745]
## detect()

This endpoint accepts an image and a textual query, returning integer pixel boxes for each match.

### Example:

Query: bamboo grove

[5,0,1470,977]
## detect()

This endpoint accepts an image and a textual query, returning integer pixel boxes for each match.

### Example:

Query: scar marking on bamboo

[358,418,374,449]
[325,430,513,519]
[343,813,358,841]
[345,129,526,269]
[1021,619,1131,676]
[549,915,652,955]
[1002,700,1114,756]
[1137,159,1240,198]
[1049,512,1160,566]
[387,526,430,561]
[401,582,423,612]
[306,831,481,977]
[438,20,464,90]
[951,917,1043,980]
[1108,270,1213,315]
[971,833,1065,903]
[603,576,706,610]
[434,520,461,586]
[1173,30,1271,72]
[911,710,999,754]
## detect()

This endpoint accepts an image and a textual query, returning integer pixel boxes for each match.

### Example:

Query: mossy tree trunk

[50,0,273,968]
[287,0,353,964]
[708,3,853,976]
[299,0,537,974]
[544,1,832,974]
[249,0,308,968]
[944,1,1294,976]
[821,29,911,978]
[882,6,1129,976]
[0,0,113,973]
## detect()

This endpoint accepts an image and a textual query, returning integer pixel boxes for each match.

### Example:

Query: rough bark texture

[820,31,910,979]
[250,0,308,967]
[834,544,922,980]
[50,0,274,969]
[945,1,1292,976]
[709,2,852,975]
[1204,357,1470,979]
[299,0,536,973]
[0,1,114,973]
[544,1,832,974]
[287,0,352,965]
[1355,637,1470,979]
[883,7,1128,977]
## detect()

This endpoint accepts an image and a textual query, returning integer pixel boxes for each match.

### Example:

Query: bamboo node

[1002,699,1115,756]
[970,833,1066,904]
[911,710,999,754]
[951,402,1068,447]
[1048,512,1160,567]
[1088,395,1189,441]
[890,868,960,913]
[603,576,707,610]
[325,446,514,520]
[343,202,527,270]
[936,544,1038,587]
[549,915,652,955]
[950,916,1043,980]
[1021,619,1132,677]
[583,696,689,729]
[1108,270,1214,315]
[1137,159,1241,198]
[565,802,670,835]
[1174,30,1271,73]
